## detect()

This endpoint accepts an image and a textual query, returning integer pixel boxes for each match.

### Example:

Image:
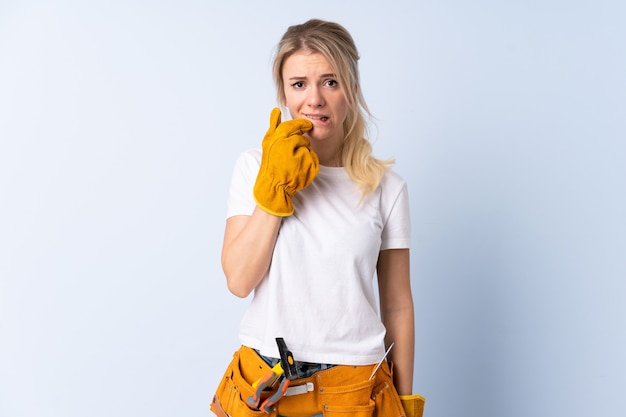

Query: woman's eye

[291,81,304,88]
[325,79,339,88]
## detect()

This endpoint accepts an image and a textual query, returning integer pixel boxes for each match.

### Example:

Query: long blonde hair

[272,19,393,196]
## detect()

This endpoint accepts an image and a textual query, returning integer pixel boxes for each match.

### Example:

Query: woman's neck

[312,143,343,167]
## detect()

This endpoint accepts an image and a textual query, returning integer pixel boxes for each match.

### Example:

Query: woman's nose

[307,86,325,107]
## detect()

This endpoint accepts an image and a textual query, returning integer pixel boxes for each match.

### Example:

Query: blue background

[1,1,624,416]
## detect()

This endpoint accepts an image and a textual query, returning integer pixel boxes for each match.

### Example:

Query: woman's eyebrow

[287,73,336,80]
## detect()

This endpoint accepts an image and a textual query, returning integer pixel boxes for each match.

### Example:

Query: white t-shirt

[226,149,411,366]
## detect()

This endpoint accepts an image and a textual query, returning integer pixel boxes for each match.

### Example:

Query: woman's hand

[254,107,319,216]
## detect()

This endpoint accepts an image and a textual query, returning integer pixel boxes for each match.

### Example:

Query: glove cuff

[253,182,294,217]
[399,394,426,417]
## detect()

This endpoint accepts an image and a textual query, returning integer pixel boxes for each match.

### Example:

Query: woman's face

[282,51,349,161]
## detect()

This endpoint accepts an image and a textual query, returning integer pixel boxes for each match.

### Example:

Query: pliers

[247,337,298,413]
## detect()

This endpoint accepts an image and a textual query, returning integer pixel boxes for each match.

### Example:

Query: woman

[213,19,424,417]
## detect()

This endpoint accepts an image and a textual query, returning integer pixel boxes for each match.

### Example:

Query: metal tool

[369,342,395,380]
[247,337,299,413]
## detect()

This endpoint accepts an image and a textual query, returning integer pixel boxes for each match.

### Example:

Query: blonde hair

[272,19,393,196]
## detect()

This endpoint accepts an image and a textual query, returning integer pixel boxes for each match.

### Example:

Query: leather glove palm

[253,108,319,216]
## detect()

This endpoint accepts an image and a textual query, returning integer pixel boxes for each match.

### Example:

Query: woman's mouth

[305,114,329,123]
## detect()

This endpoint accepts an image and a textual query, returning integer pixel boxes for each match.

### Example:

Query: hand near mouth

[253,108,320,217]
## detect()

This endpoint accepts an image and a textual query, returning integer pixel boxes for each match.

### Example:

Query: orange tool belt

[211,345,425,417]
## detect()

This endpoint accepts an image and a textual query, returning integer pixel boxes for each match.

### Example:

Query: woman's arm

[377,248,415,395]
[221,206,282,298]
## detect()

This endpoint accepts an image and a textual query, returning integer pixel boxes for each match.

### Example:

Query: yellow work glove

[253,108,319,216]
[400,394,426,417]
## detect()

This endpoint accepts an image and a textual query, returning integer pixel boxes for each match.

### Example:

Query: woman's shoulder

[239,148,262,162]
[380,167,407,189]
[233,148,262,170]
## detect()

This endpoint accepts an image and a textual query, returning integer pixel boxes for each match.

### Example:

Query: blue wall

[1,1,624,416]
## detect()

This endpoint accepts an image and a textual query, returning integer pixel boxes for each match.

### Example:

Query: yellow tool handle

[251,363,284,389]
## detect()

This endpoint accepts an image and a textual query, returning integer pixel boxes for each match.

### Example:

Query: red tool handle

[246,369,278,409]
[260,377,291,413]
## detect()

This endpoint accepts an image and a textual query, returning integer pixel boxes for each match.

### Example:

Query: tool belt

[211,345,422,417]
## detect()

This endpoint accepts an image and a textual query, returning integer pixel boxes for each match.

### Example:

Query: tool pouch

[371,361,426,417]
[371,361,410,417]
[211,346,278,417]
[211,346,425,417]
[279,365,376,417]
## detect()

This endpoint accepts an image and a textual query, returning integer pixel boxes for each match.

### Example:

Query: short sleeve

[226,149,262,218]
[380,176,411,250]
